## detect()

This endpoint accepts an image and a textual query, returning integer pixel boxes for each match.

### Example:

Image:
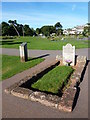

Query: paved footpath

[0,48,89,118]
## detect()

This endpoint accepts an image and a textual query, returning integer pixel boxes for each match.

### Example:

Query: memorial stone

[19,42,28,62]
[63,43,75,66]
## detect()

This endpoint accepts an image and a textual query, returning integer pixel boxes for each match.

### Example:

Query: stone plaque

[19,42,28,62]
[63,43,75,66]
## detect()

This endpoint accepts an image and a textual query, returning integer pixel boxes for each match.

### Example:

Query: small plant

[65,59,72,66]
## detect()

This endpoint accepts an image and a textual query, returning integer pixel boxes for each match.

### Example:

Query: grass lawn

[31,66,73,94]
[1,36,89,50]
[2,55,44,80]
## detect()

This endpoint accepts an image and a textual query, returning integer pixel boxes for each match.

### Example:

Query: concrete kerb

[4,56,87,112]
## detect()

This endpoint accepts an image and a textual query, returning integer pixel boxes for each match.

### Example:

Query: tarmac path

[0,48,89,118]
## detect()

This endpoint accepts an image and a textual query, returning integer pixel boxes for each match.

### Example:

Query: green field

[1,36,89,50]
[31,66,73,94]
[2,55,44,80]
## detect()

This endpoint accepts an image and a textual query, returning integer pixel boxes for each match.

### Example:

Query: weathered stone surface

[56,55,62,61]
[46,94,61,104]
[29,91,61,104]
[63,43,75,66]
[19,42,28,62]
[29,91,58,108]
[70,56,87,87]
[58,87,76,112]
[4,81,21,94]
[70,79,77,87]
[11,87,33,99]
[29,91,46,99]
[77,56,87,63]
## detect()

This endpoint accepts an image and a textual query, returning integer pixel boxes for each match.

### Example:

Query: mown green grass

[2,55,44,80]
[1,36,89,50]
[31,66,73,94]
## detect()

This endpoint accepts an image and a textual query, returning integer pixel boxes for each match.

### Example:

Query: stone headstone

[19,42,28,62]
[63,43,75,66]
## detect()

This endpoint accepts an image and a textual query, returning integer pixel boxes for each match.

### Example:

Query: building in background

[63,24,88,35]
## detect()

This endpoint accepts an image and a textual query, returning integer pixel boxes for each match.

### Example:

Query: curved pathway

[0,48,89,118]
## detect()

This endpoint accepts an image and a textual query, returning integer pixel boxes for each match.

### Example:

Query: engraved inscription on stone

[63,43,75,66]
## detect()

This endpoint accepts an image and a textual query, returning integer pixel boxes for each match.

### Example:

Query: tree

[31,28,37,36]
[40,26,55,36]
[50,26,56,34]
[24,25,34,36]
[0,23,1,36]
[40,26,50,36]
[54,22,63,35]
[1,20,36,36]
[1,22,9,36]
[36,28,41,35]
[8,25,17,36]
[54,22,62,30]
[57,29,63,35]
[87,23,90,26]
[1,20,64,37]
[18,24,24,37]
[8,20,20,37]
[21,24,24,37]
[83,23,90,37]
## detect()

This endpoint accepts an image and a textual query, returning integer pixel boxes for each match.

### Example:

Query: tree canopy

[1,20,63,36]
[37,22,63,36]
[54,22,62,30]
[1,20,35,36]
[83,23,90,37]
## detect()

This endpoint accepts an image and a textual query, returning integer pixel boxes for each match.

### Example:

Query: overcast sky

[1,2,88,29]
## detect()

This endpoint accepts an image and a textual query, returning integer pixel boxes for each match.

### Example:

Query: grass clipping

[31,66,73,94]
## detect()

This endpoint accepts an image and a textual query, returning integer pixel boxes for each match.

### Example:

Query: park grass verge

[2,55,44,80]
[31,66,74,94]
[1,36,89,50]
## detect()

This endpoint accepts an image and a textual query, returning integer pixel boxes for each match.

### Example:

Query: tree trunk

[12,24,20,37]
[22,26,24,37]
